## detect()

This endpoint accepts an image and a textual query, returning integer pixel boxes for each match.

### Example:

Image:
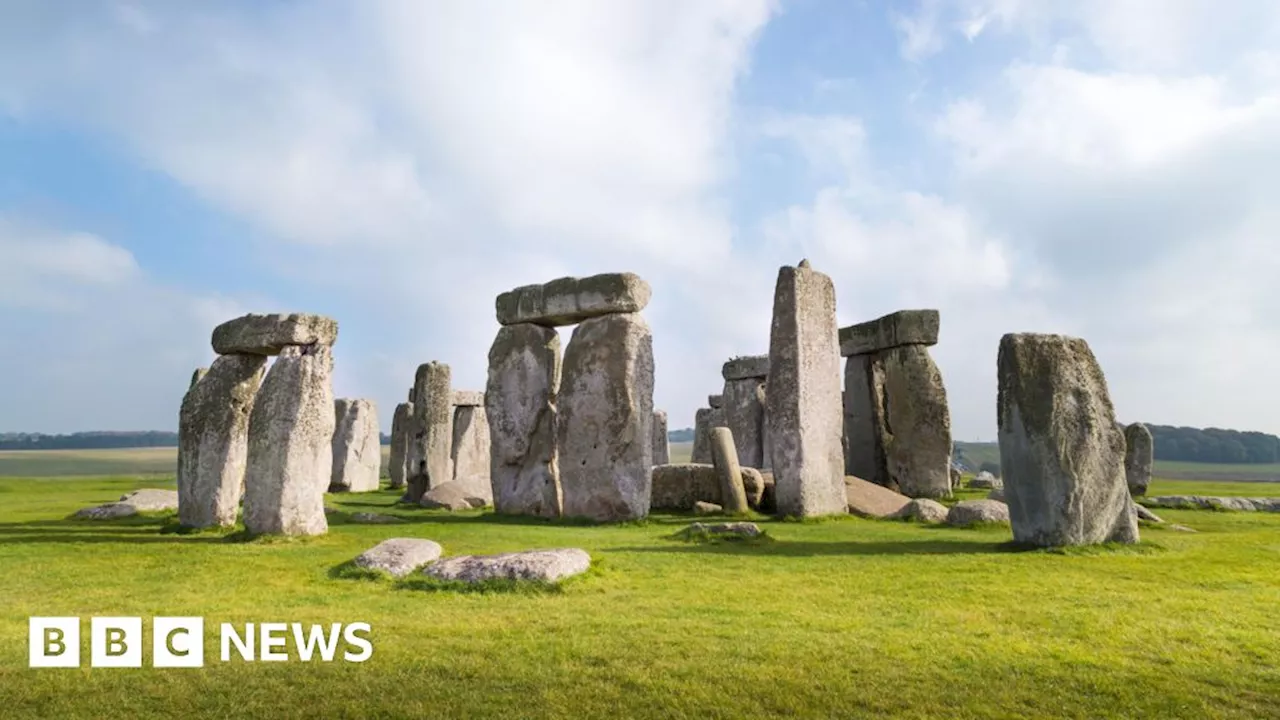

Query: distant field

[954,442,1280,482]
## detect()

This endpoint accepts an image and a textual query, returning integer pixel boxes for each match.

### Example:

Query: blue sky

[2,0,1279,441]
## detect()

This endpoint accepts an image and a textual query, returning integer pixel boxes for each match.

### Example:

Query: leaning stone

[694,501,723,515]
[1133,503,1163,523]
[998,333,1138,546]
[349,512,405,524]
[486,324,562,518]
[211,313,338,355]
[722,355,770,381]
[420,481,488,511]
[450,403,492,502]
[118,489,179,511]
[242,344,335,536]
[452,390,485,407]
[969,471,1001,490]
[710,427,749,514]
[651,410,670,465]
[74,503,138,520]
[1124,423,1154,496]
[496,273,651,327]
[674,522,762,541]
[723,376,766,468]
[708,394,724,409]
[190,367,208,389]
[178,353,267,529]
[388,402,413,490]
[892,498,950,524]
[767,262,846,517]
[838,309,939,357]
[353,538,443,577]
[947,499,1011,526]
[558,313,654,522]
[330,398,381,493]
[405,362,454,503]
[424,548,591,584]
[845,476,912,519]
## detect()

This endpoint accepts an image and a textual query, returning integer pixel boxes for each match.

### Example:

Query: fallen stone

[838,309,939,357]
[767,262,846,518]
[845,475,912,519]
[330,398,381,493]
[674,521,762,540]
[388,402,413,490]
[969,471,1001,490]
[452,390,484,407]
[421,481,488,511]
[650,463,766,511]
[450,403,492,502]
[486,324,562,518]
[211,313,338,355]
[880,344,952,498]
[496,273,651,327]
[349,512,405,524]
[242,344,335,536]
[947,499,1011,526]
[424,548,591,584]
[998,333,1138,546]
[694,501,723,515]
[1133,503,1164,523]
[405,362,454,503]
[119,489,179,511]
[1143,496,1280,512]
[892,498,950,524]
[74,503,138,520]
[722,355,770,381]
[177,353,267,529]
[710,427,749,514]
[1124,422,1154,496]
[353,538,443,577]
[558,312,654,522]
[651,410,670,465]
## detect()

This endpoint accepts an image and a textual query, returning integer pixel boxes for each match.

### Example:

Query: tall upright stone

[405,362,453,503]
[766,261,846,517]
[388,402,413,489]
[652,410,670,465]
[177,354,266,528]
[243,345,335,536]
[451,393,492,502]
[1124,422,1154,497]
[722,355,768,469]
[330,398,381,492]
[486,324,562,517]
[558,313,654,522]
[997,333,1139,547]
[692,408,714,464]
[758,382,773,470]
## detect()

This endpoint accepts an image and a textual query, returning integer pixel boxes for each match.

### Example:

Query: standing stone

[405,362,453,503]
[243,345,335,536]
[722,356,768,469]
[486,323,562,518]
[759,382,772,470]
[190,367,208,389]
[388,402,413,489]
[767,262,846,517]
[451,403,492,502]
[692,408,714,464]
[881,345,952,499]
[330,398,381,493]
[997,333,1138,547]
[177,354,266,528]
[843,354,890,487]
[710,427,749,514]
[652,410,670,465]
[1124,422,1154,496]
[558,312,654,522]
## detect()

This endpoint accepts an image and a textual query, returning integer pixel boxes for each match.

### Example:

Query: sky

[1,0,1278,441]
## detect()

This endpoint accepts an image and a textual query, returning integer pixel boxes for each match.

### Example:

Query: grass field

[1,465,1279,718]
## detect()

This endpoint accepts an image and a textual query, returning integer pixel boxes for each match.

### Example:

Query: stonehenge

[388,401,413,489]
[652,410,670,465]
[766,261,847,518]
[330,398,380,493]
[405,362,453,503]
[486,324,562,518]
[1124,422,1154,496]
[997,333,1139,547]
[496,273,651,327]
[721,355,768,469]
[450,391,492,501]
[841,310,952,499]
[710,427,749,514]
[212,313,339,356]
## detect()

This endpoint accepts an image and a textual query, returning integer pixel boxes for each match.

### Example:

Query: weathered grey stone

[242,344,335,536]
[424,548,591,584]
[759,382,773,470]
[496,273,651,327]
[842,354,890,487]
[408,387,415,403]
[450,404,492,501]
[119,489,179,511]
[766,262,846,518]
[651,410,670,465]
[845,476,912,518]
[74,503,137,520]
[420,481,488,511]
[950,467,962,489]
[838,309,939,357]
[211,313,338,355]
[354,538,443,577]
[177,353,267,529]
[694,501,723,515]
[486,323,562,518]
[558,313,654,522]
[674,521,762,540]
[741,467,765,508]
[388,402,413,489]
[349,512,405,524]
[722,355,770,381]
[405,362,453,503]
[650,463,764,511]
[330,398,380,493]
[452,390,484,407]
[708,394,724,409]
[892,498,950,524]
[190,367,208,389]
[880,345,952,499]
[710,427,749,514]
[947,499,1011,526]
[1142,496,1280,512]
[997,333,1139,547]
[1124,422,1154,496]
[1133,503,1163,523]
[723,376,766,468]
[691,407,720,464]
[969,471,1001,490]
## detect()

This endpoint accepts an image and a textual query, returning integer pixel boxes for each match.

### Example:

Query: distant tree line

[0,431,179,450]
[1148,425,1280,464]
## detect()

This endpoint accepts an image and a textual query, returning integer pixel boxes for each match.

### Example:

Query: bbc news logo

[29,617,372,668]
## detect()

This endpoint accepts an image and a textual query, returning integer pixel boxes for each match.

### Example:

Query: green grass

[1,473,1279,718]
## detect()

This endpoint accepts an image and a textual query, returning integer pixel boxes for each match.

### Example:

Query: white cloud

[0,223,140,311]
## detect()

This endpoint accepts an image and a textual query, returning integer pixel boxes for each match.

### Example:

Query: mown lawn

[0,473,1278,718]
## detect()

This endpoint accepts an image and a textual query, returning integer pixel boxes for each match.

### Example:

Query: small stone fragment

[674,521,762,540]
[946,499,1011,526]
[694,501,723,515]
[892,498,950,524]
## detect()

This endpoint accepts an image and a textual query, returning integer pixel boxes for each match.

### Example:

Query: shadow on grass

[0,515,231,544]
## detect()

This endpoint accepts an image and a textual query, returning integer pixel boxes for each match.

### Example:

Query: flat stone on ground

[947,499,1011,526]
[1143,496,1280,512]
[892,498,950,523]
[839,309,939,357]
[694,501,723,515]
[349,512,406,524]
[421,481,488,511]
[496,273,651,327]
[674,521,763,540]
[424,548,592,584]
[845,475,912,518]
[119,489,179,511]
[74,503,138,520]
[353,538,443,577]
[211,313,338,355]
